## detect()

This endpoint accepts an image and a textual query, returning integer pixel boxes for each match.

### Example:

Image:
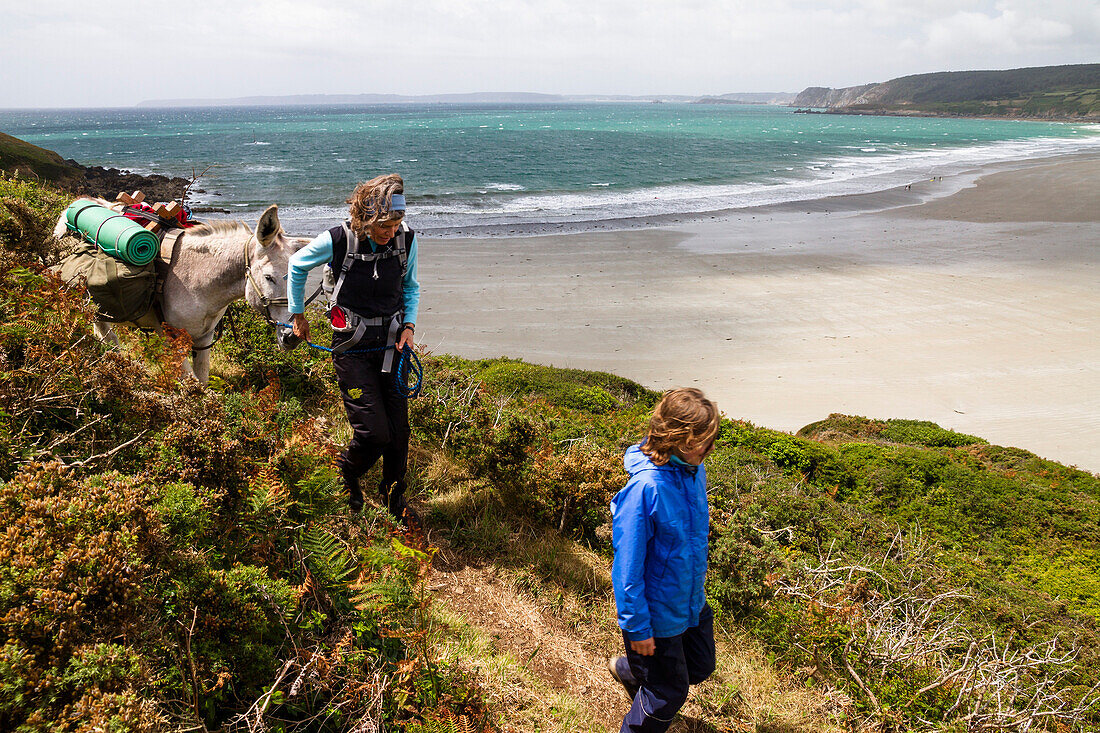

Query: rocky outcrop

[792,84,881,109]
[1,132,190,201]
[73,164,190,202]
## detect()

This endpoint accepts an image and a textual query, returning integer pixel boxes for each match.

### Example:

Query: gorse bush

[410,357,540,485]
[213,301,334,408]
[0,174,72,266]
[0,264,164,480]
[525,442,625,539]
[707,518,784,618]
[0,464,166,731]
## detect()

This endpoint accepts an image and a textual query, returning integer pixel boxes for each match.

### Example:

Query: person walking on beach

[608,388,719,732]
[287,173,420,523]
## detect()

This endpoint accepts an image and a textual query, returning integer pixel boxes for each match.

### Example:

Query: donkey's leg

[181,354,199,382]
[189,334,216,386]
[92,321,122,348]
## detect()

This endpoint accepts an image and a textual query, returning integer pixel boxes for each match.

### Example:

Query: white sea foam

[211,124,1100,237]
[244,164,297,173]
[481,183,526,191]
[403,132,1100,231]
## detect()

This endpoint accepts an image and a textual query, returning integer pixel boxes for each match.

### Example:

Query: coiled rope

[276,322,422,399]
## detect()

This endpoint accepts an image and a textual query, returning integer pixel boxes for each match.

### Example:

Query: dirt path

[430,559,628,731]
[428,550,735,732]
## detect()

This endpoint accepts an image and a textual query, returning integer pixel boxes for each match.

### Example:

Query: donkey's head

[243,205,309,351]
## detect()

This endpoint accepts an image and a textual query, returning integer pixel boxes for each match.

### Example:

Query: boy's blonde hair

[347,173,405,239]
[641,388,720,465]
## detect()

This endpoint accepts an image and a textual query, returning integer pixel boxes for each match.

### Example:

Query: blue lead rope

[277,322,422,399]
[393,346,423,399]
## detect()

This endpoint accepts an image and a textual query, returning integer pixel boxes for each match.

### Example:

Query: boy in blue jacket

[609,388,719,732]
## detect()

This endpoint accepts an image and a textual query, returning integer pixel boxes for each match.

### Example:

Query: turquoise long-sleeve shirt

[287,228,420,323]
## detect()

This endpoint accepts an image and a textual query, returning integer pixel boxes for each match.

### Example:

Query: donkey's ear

[257,205,281,247]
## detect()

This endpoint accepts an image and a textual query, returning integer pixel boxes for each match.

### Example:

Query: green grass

[0,132,84,186]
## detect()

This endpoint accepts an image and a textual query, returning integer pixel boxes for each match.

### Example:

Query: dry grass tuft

[701,625,850,733]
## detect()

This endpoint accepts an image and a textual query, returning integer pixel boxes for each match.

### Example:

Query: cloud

[0,0,1097,106]
[907,0,1097,66]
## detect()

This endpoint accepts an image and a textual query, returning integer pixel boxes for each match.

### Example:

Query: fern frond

[299,525,360,611]
[248,465,289,514]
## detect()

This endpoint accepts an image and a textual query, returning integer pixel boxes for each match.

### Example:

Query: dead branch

[177,607,207,733]
[778,528,1099,731]
[67,429,148,469]
[183,165,214,203]
[843,638,881,714]
[45,414,108,451]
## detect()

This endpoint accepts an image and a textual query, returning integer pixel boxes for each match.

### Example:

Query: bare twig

[177,608,207,732]
[45,414,108,451]
[183,165,214,203]
[843,638,881,714]
[67,429,148,468]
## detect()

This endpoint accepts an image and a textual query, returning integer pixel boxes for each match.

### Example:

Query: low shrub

[523,442,625,540]
[707,519,785,618]
[879,419,985,448]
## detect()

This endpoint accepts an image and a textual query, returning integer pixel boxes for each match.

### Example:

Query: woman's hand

[630,638,655,656]
[396,324,415,352]
[291,313,310,342]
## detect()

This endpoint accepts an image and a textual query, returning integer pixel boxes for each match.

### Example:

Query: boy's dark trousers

[332,339,410,492]
[619,604,716,733]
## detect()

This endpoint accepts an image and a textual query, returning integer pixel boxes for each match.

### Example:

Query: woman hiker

[608,388,719,732]
[287,173,420,524]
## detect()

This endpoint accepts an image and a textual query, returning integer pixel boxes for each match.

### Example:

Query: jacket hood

[624,443,674,476]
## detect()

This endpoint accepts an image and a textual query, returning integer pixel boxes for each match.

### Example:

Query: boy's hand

[630,638,655,656]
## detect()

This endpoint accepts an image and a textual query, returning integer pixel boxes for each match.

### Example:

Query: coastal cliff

[0,132,190,201]
[791,84,878,108]
[793,63,1100,119]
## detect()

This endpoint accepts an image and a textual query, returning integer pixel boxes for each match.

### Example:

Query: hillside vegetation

[0,133,86,188]
[793,63,1100,119]
[1,171,1099,731]
[0,133,190,202]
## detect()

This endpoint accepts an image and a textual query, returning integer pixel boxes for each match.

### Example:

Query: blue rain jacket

[611,444,709,641]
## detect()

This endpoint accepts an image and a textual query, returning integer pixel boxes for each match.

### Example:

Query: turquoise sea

[3,104,1099,236]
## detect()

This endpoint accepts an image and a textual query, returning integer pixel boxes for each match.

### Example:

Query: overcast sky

[2,0,1097,108]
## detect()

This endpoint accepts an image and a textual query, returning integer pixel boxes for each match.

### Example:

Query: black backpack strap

[328,222,359,307]
[329,221,412,308]
[396,222,411,276]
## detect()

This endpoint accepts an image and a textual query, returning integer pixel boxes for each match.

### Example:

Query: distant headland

[134,64,1100,122]
[135,91,799,108]
[791,63,1100,121]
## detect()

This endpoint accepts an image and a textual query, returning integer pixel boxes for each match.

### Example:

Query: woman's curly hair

[641,388,720,465]
[347,173,405,239]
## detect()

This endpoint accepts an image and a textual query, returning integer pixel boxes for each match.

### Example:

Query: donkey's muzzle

[276,328,303,352]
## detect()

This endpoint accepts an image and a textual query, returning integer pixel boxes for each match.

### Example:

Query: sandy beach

[417,155,1100,473]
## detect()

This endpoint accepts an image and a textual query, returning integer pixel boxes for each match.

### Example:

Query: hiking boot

[608,656,639,700]
[344,472,364,513]
[382,480,421,528]
[391,493,422,529]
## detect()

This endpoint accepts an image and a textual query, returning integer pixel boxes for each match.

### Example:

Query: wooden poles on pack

[116,190,181,233]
